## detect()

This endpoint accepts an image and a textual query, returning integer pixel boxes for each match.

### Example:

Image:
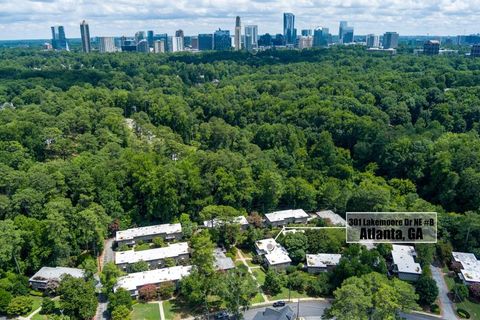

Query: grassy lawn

[246,259,259,268]
[238,249,253,259]
[32,314,47,320]
[268,287,310,301]
[23,295,43,316]
[444,275,456,291]
[456,299,480,319]
[131,302,160,320]
[253,269,266,285]
[252,292,266,304]
[163,299,196,320]
[235,260,245,268]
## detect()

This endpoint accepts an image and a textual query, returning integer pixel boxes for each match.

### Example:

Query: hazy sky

[0,0,479,40]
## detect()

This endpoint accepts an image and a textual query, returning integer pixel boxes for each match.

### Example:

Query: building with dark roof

[252,306,295,320]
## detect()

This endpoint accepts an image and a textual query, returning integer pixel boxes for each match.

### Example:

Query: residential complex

[29,267,85,290]
[452,251,480,285]
[213,248,235,271]
[316,210,346,226]
[114,266,192,297]
[203,215,249,230]
[255,238,291,270]
[264,209,309,226]
[114,242,190,271]
[115,223,182,246]
[391,245,422,281]
[306,254,342,274]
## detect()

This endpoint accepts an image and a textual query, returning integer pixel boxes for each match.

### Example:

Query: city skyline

[0,0,479,40]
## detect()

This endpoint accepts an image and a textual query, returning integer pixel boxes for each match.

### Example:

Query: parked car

[272,301,286,308]
[214,310,229,319]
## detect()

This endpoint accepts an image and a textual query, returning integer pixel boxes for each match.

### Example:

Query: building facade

[214,29,231,50]
[115,223,182,246]
[234,16,241,50]
[154,40,165,53]
[366,34,380,48]
[244,25,258,51]
[471,44,480,57]
[283,13,296,45]
[424,40,440,55]
[98,37,116,53]
[383,32,399,49]
[198,34,213,51]
[80,20,91,53]
[51,26,68,51]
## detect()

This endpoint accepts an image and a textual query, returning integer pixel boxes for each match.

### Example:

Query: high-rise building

[171,36,184,52]
[98,37,116,53]
[137,39,149,53]
[175,30,185,50]
[80,20,91,53]
[244,25,258,51]
[273,34,286,46]
[234,16,242,50]
[339,21,348,42]
[366,34,380,48]
[153,34,169,51]
[298,36,313,49]
[121,38,137,52]
[313,27,330,47]
[214,29,231,50]
[135,31,146,43]
[190,36,199,50]
[147,30,154,47]
[283,13,296,45]
[424,40,440,55]
[301,29,312,37]
[472,44,480,57]
[154,40,165,53]
[51,26,68,51]
[383,32,399,49]
[342,26,354,44]
[198,34,213,51]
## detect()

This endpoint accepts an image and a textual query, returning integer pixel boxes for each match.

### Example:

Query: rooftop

[213,248,235,271]
[29,267,85,282]
[306,254,342,268]
[114,265,192,292]
[265,246,292,266]
[115,242,189,265]
[252,306,295,320]
[391,245,422,275]
[255,238,278,255]
[115,223,182,242]
[452,251,480,271]
[203,215,249,228]
[265,209,308,223]
[316,210,346,226]
[459,269,480,283]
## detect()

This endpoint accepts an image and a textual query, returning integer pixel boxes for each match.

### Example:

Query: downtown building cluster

[47,13,480,57]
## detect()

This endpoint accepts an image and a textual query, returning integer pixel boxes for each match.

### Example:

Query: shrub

[451,261,463,274]
[6,296,33,316]
[430,303,440,314]
[158,282,175,300]
[252,255,263,265]
[41,297,56,314]
[457,308,471,319]
[0,289,12,313]
[469,283,480,300]
[112,305,131,320]
[138,284,157,302]
[152,237,165,248]
[452,284,469,302]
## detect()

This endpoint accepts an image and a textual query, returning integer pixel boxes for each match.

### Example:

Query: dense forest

[1,46,480,281]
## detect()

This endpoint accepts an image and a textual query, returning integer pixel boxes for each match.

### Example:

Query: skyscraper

[98,37,116,53]
[214,29,231,50]
[383,32,399,49]
[80,20,91,53]
[51,26,68,51]
[153,34,169,51]
[339,21,348,42]
[137,39,149,53]
[424,40,440,55]
[283,13,296,45]
[235,16,241,50]
[147,30,154,47]
[154,40,165,53]
[171,36,184,52]
[313,27,330,47]
[342,26,354,44]
[135,31,146,43]
[198,34,214,51]
[366,34,380,48]
[175,30,185,50]
[301,29,312,37]
[472,44,480,57]
[244,25,258,51]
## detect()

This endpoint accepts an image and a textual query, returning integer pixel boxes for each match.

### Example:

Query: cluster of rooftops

[28,208,480,298]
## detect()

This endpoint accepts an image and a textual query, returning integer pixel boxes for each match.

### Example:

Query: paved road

[95,238,114,320]
[243,301,445,320]
[244,301,330,319]
[431,265,457,320]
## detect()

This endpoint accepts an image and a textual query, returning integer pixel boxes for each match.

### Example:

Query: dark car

[214,310,229,319]
[272,301,286,308]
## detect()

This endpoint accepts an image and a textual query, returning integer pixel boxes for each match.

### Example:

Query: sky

[0,0,479,40]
